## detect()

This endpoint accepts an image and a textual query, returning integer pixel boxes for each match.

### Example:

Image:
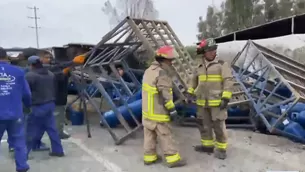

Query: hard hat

[196,38,217,54]
[155,46,178,60]
[28,55,41,64]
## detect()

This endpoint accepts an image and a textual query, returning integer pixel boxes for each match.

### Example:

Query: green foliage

[185,46,197,58]
[197,0,305,40]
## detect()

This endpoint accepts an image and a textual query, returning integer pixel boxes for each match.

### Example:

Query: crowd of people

[0,47,84,172]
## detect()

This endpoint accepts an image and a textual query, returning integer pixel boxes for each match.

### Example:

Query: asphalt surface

[1,123,304,172]
[0,135,113,172]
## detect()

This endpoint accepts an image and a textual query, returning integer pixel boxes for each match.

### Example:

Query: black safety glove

[219,98,229,110]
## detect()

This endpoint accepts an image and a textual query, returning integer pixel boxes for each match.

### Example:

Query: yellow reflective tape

[198,75,207,81]
[215,142,227,149]
[142,83,172,122]
[201,139,215,146]
[164,100,175,110]
[222,91,232,99]
[198,75,223,82]
[156,53,168,57]
[187,87,194,94]
[143,111,170,122]
[196,99,221,106]
[143,154,158,162]
[165,153,181,163]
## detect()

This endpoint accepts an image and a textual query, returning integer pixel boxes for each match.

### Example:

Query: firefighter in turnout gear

[142,46,186,168]
[187,38,234,159]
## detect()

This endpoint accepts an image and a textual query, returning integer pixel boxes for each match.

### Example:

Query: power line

[27,6,41,48]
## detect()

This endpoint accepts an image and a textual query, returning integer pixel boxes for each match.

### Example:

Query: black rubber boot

[49,152,65,157]
[167,159,186,168]
[59,132,70,140]
[214,149,227,160]
[194,145,214,153]
[144,155,162,165]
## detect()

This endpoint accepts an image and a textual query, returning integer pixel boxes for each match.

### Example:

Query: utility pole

[27,6,40,48]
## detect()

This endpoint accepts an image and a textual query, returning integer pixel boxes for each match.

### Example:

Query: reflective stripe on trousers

[201,139,228,149]
[144,153,181,163]
[142,83,173,122]
[143,154,158,162]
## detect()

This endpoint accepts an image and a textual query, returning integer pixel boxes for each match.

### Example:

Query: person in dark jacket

[40,51,71,139]
[25,55,65,157]
[0,47,31,172]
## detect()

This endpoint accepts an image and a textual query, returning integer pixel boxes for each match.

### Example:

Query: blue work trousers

[0,119,29,171]
[26,102,64,155]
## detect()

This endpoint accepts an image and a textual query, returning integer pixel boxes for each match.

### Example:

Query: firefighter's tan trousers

[143,119,181,164]
[197,107,228,150]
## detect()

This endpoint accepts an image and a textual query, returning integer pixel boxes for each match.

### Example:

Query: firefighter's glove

[169,108,178,117]
[73,55,86,64]
[219,98,229,110]
[185,93,196,104]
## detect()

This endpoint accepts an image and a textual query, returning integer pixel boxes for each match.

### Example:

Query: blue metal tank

[290,111,305,128]
[283,121,305,139]
[103,99,142,128]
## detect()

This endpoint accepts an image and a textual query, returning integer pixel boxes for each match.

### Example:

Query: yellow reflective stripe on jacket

[201,139,214,147]
[196,99,221,106]
[142,111,170,122]
[143,154,158,162]
[215,142,227,149]
[165,100,175,110]
[222,90,232,99]
[165,153,181,163]
[142,83,172,122]
[187,87,194,94]
[198,74,222,82]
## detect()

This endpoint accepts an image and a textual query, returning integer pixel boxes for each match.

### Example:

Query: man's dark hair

[115,64,123,69]
[0,47,7,59]
[155,55,166,63]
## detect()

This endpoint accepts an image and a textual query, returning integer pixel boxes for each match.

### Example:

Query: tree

[264,0,280,22]
[185,46,197,58]
[197,6,224,39]
[102,0,159,26]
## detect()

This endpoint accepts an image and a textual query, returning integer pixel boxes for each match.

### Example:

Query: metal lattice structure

[68,16,201,145]
[232,40,305,143]
[85,17,197,99]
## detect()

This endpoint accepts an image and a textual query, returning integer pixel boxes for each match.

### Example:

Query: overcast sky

[0,0,223,48]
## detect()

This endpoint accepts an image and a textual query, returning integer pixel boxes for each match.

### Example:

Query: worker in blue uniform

[0,47,31,172]
[8,51,49,152]
[25,55,65,157]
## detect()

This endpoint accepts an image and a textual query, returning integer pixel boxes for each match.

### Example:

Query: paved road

[1,137,113,172]
[1,124,304,172]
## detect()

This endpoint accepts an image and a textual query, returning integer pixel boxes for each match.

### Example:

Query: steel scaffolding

[232,40,305,143]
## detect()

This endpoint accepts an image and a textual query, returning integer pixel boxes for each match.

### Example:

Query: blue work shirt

[0,61,32,120]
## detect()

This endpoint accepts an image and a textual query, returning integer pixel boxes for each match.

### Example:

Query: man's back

[26,67,56,105]
[0,62,31,120]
